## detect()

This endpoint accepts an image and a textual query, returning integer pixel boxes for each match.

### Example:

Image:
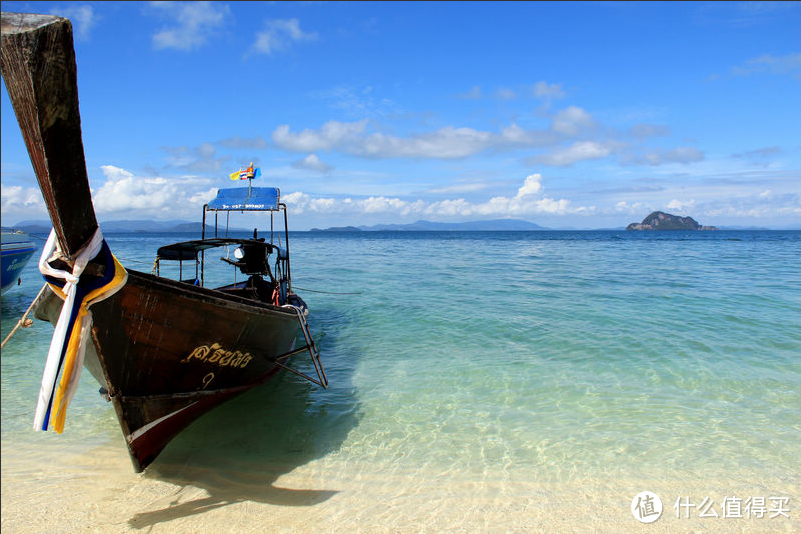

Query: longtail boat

[1,12,326,472]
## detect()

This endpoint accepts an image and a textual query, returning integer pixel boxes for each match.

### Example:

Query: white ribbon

[33,228,105,431]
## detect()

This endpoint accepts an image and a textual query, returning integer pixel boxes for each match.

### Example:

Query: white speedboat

[1,231,36,294]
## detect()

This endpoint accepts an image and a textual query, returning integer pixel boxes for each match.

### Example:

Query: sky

[1,1,800,230]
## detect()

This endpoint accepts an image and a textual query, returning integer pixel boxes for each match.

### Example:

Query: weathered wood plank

[1,12,97,260]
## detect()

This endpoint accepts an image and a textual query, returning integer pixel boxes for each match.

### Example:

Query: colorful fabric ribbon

[33,228,127,433]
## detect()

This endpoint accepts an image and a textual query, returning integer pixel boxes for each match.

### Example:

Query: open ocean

[2,229,800,532]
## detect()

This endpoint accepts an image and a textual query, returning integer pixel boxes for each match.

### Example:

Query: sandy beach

[3,433,798,533]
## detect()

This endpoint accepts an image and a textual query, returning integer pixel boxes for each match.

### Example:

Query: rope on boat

[0,283,48,349]
[292,285,362,295]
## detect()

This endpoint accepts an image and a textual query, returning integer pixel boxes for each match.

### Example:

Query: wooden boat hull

[35,269,301,471]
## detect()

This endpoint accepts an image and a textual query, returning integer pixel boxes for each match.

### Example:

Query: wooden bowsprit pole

[1,12,98,260]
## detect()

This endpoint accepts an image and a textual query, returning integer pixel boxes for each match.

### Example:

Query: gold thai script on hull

[181,343,252,368]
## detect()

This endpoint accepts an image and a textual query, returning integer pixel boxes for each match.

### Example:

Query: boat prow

[2,11,326,472]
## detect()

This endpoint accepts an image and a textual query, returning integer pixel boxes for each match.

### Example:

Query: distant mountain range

[312,219,551,231]
[14,218,554,234]
[9,219,238,234]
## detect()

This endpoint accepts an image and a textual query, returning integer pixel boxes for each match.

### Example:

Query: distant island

[312,219,550,232]
[626,211,717,231]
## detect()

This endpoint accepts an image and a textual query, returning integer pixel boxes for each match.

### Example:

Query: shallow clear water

[2,230,800,489]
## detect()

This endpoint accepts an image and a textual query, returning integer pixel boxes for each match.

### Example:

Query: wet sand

[3,438,798,533]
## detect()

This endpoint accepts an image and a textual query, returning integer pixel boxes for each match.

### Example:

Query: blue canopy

[207,187,280,211]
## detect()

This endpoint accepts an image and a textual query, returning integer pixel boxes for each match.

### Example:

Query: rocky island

[626,211,717,231]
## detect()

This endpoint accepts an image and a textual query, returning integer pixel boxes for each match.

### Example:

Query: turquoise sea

[2,230,800,531]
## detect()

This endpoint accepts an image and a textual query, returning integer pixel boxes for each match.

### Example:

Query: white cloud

[93,165,214,216]
[533,81,565,99]
[253,18,318,55]
[271,120,559,160]
[551,106,595,135]
[615,200,647,214]
[283,174,586,219]
[50,5,97,40]
[536,141,612,167]
[0,185,47,221]
[292,154,333,173]
[428,182,491,194]
[516,173,543,197]
[667,198,696,212]
[151,1,229,51]
[272,120,369,152]
[731,52,801,79]
[692,191,801,220]
[357,127,495,159]
[268,107,702,173]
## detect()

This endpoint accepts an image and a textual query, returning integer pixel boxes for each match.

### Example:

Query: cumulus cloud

[253,18,318,55]
[292,154,333,173]
[93,165,214,216]
[283,173,587,219]
[516,173,543,197]
[150,1,229,51]
[667,198,697,212]
[1,185,47,221]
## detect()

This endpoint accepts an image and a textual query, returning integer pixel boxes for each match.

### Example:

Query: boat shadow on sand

[126,307,361,528]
